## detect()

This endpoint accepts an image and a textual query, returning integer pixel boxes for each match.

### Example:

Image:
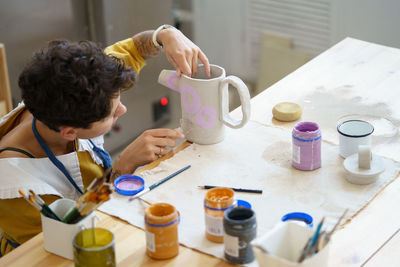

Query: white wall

[331,0,400,48]
[193,0,400,84]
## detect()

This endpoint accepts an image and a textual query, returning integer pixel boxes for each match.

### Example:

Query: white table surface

[232,37,400,267]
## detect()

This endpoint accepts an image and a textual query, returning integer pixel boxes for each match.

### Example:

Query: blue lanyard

[32,118,113,194]
[88,139,112,181]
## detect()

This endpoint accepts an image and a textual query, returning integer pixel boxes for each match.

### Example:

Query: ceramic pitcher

[158,64,251,144]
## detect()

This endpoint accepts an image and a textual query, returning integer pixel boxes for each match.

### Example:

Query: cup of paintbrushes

[40,198,95,260]
[252,221,330,267]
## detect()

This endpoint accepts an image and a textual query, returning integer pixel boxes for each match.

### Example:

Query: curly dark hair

[19,39,136,131]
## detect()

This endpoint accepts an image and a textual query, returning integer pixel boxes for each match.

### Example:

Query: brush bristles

[18,190,26,198]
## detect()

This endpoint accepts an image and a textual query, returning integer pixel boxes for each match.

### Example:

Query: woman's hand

[158,27,210,78]
[112,129,185,178]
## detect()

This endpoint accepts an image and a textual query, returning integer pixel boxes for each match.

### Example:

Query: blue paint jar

[281,212,313,227]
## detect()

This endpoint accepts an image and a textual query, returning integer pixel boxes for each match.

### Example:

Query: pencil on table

[198,185,263,194]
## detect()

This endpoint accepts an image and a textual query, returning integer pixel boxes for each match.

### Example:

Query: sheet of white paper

[99,121,400,260]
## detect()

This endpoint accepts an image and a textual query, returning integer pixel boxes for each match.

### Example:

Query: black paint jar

[223,207,257,264]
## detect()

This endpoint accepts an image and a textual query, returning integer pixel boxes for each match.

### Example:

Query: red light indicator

[160,97,168,106]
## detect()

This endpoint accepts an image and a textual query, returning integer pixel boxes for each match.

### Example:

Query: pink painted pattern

[166,72,217,129]
[167,73,180,92]
[181,84,202,114]
[196,106,217,129]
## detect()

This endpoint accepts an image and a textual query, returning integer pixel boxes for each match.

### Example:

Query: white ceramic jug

[158,64,251,144]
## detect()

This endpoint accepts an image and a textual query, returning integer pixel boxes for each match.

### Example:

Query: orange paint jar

[204,187,235,243]
[145,202,179,259]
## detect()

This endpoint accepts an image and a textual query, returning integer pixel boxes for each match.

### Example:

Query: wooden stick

[0,44,12,115]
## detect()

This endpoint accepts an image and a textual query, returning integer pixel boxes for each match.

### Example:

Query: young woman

[0,25,210,256]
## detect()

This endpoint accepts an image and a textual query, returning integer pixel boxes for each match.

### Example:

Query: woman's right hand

[111,128,185,180]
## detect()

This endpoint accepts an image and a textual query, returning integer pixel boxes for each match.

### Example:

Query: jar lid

[114,175,145,196]
[237,199,252,209]
[281,212,313,227]
[272,102,302,122]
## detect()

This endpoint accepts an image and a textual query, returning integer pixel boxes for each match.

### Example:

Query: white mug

[337,120,374,158]
[158,64,251,145]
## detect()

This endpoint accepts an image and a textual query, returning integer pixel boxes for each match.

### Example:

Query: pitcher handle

[219,76,251,129]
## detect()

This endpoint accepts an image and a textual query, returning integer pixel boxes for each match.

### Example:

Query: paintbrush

[62,185,111,223]
[128,165,191,201]
[316,230,327,252]
[62,169,112,224]
[29,190,61,221]
[323,209,348,245]
[298,217,325,263]
[86,168,111,192]
[297,235,312,263]
[19,190,61,221]
[19,190,41,211]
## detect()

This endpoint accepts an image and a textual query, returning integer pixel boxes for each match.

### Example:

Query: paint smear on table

[301,86,398,144]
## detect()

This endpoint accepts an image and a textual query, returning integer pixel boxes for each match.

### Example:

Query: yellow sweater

[0,38,145,256]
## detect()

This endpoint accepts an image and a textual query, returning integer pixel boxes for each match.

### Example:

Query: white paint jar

[337,120,374,158]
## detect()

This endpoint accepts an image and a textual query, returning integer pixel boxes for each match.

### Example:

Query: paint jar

[281,212,313,227]
[292,121,321,171]
[145,202,180,259]
[73,228,115,267]
[114,175,144,195]
[224,207,257,264]
[204,187,235,243]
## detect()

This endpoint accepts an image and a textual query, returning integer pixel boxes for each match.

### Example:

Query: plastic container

[292,121,321,171]
[145,202,180,259]
[41,198,94,260]
[204,187,235,243]
[224,207,257,264]
[114,175,145,196]
[252,222,329,267]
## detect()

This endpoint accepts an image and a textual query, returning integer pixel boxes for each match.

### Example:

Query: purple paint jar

[292,121,321,171]
[114,175,145,195]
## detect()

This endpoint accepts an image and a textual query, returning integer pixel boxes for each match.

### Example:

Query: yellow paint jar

[204,187,235,243]
[145,202,179,259]
[72,228,115,267]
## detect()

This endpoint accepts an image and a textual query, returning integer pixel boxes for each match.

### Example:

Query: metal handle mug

[158,64,251,144]
[337,120,374,158]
